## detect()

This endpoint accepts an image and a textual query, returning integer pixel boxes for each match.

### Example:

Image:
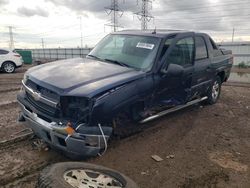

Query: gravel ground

[0,85,249,188]
[0,91,19,104]
[0,103,27,141]
[0,64,249,188]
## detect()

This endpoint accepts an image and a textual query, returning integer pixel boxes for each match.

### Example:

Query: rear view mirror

[161,64,184,77]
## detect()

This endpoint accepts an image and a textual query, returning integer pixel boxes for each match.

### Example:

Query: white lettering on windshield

[136,42,155,50]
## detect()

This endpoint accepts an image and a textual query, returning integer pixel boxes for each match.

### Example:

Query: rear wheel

[206,76,222,105]
[2,61,15,73]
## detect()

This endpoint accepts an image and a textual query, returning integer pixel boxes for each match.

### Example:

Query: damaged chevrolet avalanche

[17,30,233,158]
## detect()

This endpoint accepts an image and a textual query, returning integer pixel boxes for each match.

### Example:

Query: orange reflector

[65,126,75,135]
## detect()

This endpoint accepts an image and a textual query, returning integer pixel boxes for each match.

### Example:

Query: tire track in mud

[0,90,19,107]
[0,103,27,142]
[0,87,20,94]
[0,140,66,186]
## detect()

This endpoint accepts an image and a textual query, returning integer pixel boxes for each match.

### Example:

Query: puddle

[229,72,250,83]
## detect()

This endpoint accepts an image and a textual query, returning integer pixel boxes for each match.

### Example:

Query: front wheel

[206,76,222,105]
[37,162,139,188]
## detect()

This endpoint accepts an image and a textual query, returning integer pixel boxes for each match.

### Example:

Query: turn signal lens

[65,126,75,136]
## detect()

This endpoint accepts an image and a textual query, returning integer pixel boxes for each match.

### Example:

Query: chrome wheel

[3,62,15,73]
[63,169,123,188]
[211,81,219,100]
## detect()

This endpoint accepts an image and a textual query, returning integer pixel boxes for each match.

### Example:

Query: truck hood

[27,58,145,97]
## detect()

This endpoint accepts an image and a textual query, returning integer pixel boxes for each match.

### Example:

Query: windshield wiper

[104,58,130,68]
[87,55,130,68]
[87,54,102,60]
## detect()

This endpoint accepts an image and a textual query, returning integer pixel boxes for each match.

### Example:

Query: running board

[140,96,208,124]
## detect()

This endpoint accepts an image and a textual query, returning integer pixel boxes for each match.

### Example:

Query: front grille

[26,92,59,117]
[26,79,59,102]
[25,79,60,117]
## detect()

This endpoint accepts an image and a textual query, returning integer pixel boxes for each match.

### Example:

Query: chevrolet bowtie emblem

[32,92,41,101]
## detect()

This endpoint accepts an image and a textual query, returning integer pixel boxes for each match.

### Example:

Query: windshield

[88,34,161,71]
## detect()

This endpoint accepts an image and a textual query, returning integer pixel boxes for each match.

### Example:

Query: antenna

[152,26,157,34]
[134,0,154,30]
[105,0,124,32]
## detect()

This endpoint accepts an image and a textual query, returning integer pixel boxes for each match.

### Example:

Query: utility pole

[78,16,83,49]
[105,0,124,32]
[134,0,154,30]
[232,28,235,42]
[8,26,14,50]
[41,38,45,59]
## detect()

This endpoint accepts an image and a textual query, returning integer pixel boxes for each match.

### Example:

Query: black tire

[206,76,222,105]
[37,162,139,188]
[2,61,16,73]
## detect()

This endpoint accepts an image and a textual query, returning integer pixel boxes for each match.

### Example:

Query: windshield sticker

[136,42,155,50]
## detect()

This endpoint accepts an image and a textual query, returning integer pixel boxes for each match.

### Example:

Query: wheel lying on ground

[2,61,16,73]
[206,76,222,105]
[37,162,139,188]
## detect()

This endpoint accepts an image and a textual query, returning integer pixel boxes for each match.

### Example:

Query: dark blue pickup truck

[17,30,233,158]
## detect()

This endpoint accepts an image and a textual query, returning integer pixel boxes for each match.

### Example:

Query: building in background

[218,42,250,66]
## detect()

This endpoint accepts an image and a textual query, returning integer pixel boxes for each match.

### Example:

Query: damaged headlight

[60,97,91,121]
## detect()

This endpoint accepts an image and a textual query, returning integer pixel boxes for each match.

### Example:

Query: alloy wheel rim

[212,81,219,100]
[63,169,123,188]
[4,63,14,73]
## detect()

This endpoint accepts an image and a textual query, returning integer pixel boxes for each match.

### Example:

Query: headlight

[60,97,90,121]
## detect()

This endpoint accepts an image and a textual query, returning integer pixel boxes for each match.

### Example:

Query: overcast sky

[0,0,250,49]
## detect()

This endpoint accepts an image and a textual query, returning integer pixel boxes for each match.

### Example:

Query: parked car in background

[0,49,23,73]
[17,30,233,159]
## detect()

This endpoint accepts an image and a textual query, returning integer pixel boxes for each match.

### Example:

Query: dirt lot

[231,67,250,73]
[0,65,250,188]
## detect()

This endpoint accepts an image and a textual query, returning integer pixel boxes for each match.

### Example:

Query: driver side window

[166,37,194,66]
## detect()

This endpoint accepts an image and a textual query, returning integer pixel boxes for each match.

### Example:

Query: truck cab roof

[114,29,207,38]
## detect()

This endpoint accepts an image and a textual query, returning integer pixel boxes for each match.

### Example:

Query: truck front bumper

[17,95,110,158]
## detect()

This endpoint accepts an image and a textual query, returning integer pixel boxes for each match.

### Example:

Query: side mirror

[161,63,184,77]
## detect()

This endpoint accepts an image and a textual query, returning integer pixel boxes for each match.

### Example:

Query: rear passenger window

[0,50,9,55]
[195,36,208,60]
[209,38,218,50]
[209,37,222,57]
[166,37,194,66]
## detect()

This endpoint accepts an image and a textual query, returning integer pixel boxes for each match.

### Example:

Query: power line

[232,28,235,42]
[134,0,154,30]
[78,16,83,48]
[41,38,45,58]
[8,26,14,50]
[153,0,250,12]
[105,0,124,32]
